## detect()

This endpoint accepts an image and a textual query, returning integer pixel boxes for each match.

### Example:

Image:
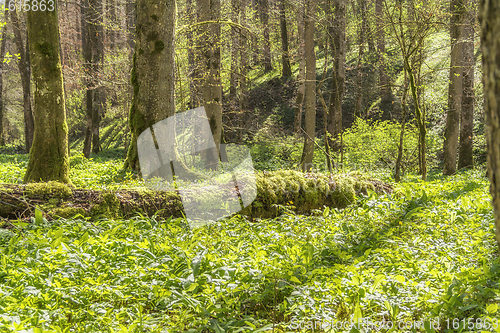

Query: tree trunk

[198,0,222,170]
[354,0,366,118]
[443,0,465,175]
[376,0,392,119]
[83,0,104,157]
[108,0,117,49]
[294,0,305,133]
[239,0,248,140]
[260,0,273,72]
[327,0,346,152]
[280,0,292,78]
[395,69,408,182]
[251,0,259,66]
[480,0,500,251]
[0,27,6,146]
[24,5,70,183]
[82,0,92,158]
[10,8,34,153]
[126,0,136,53]
[408,64,427,181]
[458,4,475,170]
[124,0,176,171]
[230,0,240,98]
[186,0,200,109]
[301,0,316,172]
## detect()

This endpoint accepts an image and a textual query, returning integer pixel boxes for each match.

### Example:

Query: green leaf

[372,274,385,290]
[353,304,363,324]
[486,303,498,314]
[301,243,314,265]
[395,275,405,283]
[35,207,43,225]
[323,206,330,218]
[290,276,301,284]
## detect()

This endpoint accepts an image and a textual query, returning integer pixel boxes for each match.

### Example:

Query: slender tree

[197,0,222,170]
[230,0,240,98]
[280,0,292,78]
[376,0,392,119]
[301,0,316,171]
[354,0,367,118]
[24,4,70,183]
[0,26,6,146]
[259,0,273,72]
[10,8,34,153]
[294,0,306,133]
[480,0,500,251]
[458,2,475,169]
[443,0,465,175]
[124,0,176,170]
[239,0,249,140]
[327,0,346,152]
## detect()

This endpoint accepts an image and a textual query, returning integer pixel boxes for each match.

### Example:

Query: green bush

[343,118,441,174]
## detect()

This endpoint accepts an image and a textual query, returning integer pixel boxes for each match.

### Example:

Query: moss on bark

[0,173,391,221]
[24,8,70,184]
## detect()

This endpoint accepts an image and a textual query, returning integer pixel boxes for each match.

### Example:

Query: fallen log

[0,171,392,221]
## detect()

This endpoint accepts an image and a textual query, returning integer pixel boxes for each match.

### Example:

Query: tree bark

[0,27,6,146]
[124,0,176,170]
[10,8,34,153]
[376,0,392,119]
[480,0,500,251]
[230,0,240,98]
[186,0,200,109]
[354,0,366,118]
[327,0,346,152]
[126,0,136,53]
[197,0,223,170]
[260,0,273,72]
[395,69,408,182]
[239,0,248,140]
[280,0,292,78]
[458,4,475,170]
[83,0,104,157]
[301,0,316,172]
[108,0,117,49]
[24,5,70,183]
[443,0,465,175]
[294,0,305,133]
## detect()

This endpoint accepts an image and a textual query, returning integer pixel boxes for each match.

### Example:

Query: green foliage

[0,169,497,332]
[343,118,441,173]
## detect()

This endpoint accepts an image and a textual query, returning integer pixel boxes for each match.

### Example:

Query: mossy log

[0,172,392,221]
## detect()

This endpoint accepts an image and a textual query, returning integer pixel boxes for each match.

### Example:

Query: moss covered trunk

[24,5,70,184]
[0,172,391,221]
[124,0,176,170]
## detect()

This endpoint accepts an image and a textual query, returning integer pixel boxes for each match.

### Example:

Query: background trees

[0,0,484,182]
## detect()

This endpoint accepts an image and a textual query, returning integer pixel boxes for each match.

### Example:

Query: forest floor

[0,153,499,332]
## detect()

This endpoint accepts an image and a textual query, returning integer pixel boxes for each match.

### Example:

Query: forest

[1,0,500,331]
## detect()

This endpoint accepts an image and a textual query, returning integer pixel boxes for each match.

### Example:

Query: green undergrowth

[0,169,499,332]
